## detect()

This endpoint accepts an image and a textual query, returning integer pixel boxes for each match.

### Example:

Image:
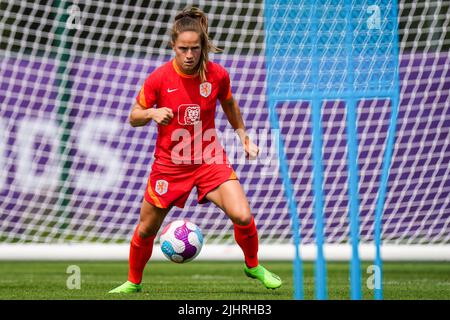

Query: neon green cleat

[108,281,143,293]
[244,265,282,289]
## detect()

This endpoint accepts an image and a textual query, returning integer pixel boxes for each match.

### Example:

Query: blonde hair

[171,7,221,82]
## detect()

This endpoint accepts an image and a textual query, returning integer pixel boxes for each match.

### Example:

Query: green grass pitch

[0,260,448,300]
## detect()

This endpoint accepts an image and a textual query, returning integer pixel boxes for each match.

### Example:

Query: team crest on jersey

[178,104,200,125]
[155,179,168,195]
[199,82,212,98]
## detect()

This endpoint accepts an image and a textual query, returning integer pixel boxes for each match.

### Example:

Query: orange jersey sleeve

[218,67,232,102]
[135,70,160,109]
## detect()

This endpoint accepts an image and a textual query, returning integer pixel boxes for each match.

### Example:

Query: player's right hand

[151,107,174,125]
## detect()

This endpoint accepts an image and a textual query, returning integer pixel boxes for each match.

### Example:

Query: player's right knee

[137,222,159,238]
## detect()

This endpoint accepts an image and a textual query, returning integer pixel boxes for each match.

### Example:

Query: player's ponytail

[172,7,221,82]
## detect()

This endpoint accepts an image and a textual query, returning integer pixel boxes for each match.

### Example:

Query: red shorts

[144,161,238,209]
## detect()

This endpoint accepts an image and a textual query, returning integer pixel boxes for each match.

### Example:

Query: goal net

[0,0,448,260]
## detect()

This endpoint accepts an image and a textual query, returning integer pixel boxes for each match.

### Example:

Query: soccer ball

[159,220,204,263]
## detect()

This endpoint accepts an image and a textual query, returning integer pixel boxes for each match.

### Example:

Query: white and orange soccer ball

[159,220,204,263]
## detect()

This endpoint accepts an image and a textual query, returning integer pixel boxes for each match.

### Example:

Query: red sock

[128,225,155,284]
[233,216,259,268]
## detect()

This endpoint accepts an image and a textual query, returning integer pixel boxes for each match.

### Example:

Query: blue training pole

[268,99,304,300]
[311,99,328,300]
[373,0,401,300]
[263,0,304,300]
[345,98,363,300]
[310,0,328,300]
[344,0,362,300]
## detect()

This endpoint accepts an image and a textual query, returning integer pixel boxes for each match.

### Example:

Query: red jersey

[136,59,232,165]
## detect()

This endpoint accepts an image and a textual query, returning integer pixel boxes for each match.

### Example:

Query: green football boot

[244,264,282,289]
[108,281,143,293]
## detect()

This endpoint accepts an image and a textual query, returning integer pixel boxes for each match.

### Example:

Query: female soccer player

[109,7,282,293]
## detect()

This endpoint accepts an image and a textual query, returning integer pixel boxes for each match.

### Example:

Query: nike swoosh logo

[167,88,178,93]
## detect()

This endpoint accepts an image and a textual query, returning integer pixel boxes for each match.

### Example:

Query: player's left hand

[243,136,259,160]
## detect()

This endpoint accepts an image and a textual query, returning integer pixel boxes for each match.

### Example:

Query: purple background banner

[0,51,449,244]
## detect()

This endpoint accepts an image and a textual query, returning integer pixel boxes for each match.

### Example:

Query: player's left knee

[231,211,252,226]
[225,200,252,225]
